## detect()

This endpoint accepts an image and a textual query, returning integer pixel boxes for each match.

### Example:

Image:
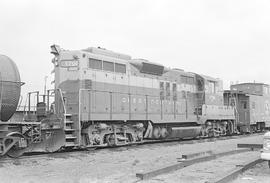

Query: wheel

[4,133,27,158]
[6,145,25,158]
[105,134,116,147]
[152,127,161,139]
[160,127,168,139]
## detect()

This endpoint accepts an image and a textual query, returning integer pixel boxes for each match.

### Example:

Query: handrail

[0,73,2,120]
[56,88,66,115]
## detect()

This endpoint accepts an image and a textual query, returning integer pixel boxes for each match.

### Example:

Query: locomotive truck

[0,45,268,157]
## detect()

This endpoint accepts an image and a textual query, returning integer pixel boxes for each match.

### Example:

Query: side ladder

[63,113,80,147]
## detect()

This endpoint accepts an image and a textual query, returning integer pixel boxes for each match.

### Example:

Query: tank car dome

[0,55,21,121]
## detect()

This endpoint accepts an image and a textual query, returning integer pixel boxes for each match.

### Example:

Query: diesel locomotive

[0,45,269,157]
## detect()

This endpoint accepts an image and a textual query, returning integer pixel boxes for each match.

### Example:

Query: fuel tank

[0,55,22,121]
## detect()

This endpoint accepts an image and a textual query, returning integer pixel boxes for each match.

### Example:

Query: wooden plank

[215,148,250,157]
[136,155,217,180]
[178,150,213,160]
[136,149,251,180]
[213,158,264,183]
[237,143,263,149]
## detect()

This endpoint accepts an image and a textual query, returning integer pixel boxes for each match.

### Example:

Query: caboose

[224,83,270,132]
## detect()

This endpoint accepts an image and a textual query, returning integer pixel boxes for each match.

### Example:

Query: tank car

[0,55,65,157]
[0,55,22,121]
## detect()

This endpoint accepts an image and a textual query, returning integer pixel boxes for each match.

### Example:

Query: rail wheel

[152,126,161,139]
[207,130,214,138]
[105,134,116,147]
[160,127,168,139]
[4,132,27,158]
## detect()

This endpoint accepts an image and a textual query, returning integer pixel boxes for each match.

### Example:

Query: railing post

[146,95,148,120]
[36,91,39,104]
[161,99,163,120]
[129,93,131,120]
[0,73,2,120]
[88,90,91,120]
[28,93,31,113]
[174,100,176,120]
[110,92,112,120]
[47,90,50,112]
[79,89,81,122]
[78,89,81,145]
[186,98,188,119]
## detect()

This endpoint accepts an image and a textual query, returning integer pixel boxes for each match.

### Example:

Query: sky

[1,0,270,101]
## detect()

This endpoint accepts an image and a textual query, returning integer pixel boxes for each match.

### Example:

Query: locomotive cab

[195,74,236,136]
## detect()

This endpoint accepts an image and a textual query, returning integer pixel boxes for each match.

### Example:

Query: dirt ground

[144,151,262,183]
[232,161,270,183]
[0,134,267,183]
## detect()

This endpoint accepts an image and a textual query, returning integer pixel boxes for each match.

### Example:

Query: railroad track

[136,143,264,183]
[213,158,264,183]
[0,132,263,164]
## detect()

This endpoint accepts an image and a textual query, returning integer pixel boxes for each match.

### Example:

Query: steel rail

[0,132,263,163]
[212,158,264,183]
[136,149,252,180]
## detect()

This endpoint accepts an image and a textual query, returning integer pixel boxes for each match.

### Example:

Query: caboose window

[166,82,170,99]
[181,75,194,85]
[252,102,256,109]
[181,76,187,83]
[115,63,126,74]
[187,77,194,84]
[89,58,102,69]
[208,81,215,93]
[173,83,177,101]
[264,86,269,95]
[103,61,114,72]
[241,101,247,109]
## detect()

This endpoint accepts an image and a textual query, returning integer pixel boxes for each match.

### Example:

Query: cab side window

[115,63,126,74]
[103,61,114,72]
[160,82,165,100]
[89,58,102,70]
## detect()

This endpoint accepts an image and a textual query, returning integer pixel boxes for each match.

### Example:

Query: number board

[60,60,79,68]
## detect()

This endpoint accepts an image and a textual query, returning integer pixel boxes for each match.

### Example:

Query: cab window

[89,58,102,70]
[115,63,126,74]
[103,61,114,72]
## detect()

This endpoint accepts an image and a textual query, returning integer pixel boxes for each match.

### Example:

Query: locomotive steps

[64,114,78,147]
